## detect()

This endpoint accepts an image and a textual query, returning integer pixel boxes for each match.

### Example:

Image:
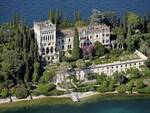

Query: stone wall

[55,50,147,83]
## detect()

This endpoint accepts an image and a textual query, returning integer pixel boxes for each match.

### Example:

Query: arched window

[50,47,53,53]
[46,47,49,54]
[42,48,45,55]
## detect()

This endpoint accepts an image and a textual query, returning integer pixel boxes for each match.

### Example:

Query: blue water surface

[0,0,150,25]
[2,99,150,113]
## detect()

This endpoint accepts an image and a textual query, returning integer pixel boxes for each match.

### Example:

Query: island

[0,9,150,111]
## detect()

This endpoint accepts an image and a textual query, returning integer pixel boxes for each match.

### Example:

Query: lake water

[2,98,150,113]
[0,0,150,25]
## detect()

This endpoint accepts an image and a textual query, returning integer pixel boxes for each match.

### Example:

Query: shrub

[108,81,116,92]
[110,48,123,55]
[15,86,29,99]
[126,68,141,79]
[76,59,86,68]
[127,81,134,91]
[97,86,108,93]
[37,83,56,95]
[135,80,144,89]
[46,90,65,96]
[1,87,9,98]
[94,41,105,57]
[116,85,126,94]
[138,87,150,94]
[40,70,55,83]
[97,81,109,93]
[78,85,95,92]
[87,73,97,80]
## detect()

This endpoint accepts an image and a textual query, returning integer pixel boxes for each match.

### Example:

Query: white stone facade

[34,21,75,64]
[55,50,147,83]
[78,24,111,48]
[34,20,59,63]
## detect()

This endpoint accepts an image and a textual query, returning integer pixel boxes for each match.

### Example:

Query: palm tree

[115,36,126,49]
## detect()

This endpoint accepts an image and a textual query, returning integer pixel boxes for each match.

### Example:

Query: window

[116,66,118,68]
[52,56,54,59]
[50,47,53,53]
[68,38,70,42]
[42,48,45,55]
[87,42,89,46]
[134,63,136,65]
[62,40,64,43]
[62,46,64,49]
[96,35,98,37]
[103,34,105,36]
[46,47,49,54]
[103,40,105,43]
[68,45,70,49]
[90,36,92,39]
[106,40,109,43]
[106,34,109,37]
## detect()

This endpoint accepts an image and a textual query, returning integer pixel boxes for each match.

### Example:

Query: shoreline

[0,91,150,105]
[0,93,150,112]
[0,91,98,105]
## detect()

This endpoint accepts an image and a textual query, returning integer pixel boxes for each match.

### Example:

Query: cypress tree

[75,10,81,22]
[127,25,134,52]
[71,27,80,60]
[123,11,127,34]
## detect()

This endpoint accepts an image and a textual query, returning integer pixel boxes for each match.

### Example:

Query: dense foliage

[0,14,41,98]
[15,85,29,99]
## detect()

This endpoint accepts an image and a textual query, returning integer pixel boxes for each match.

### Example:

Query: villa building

[78,24,111,48]
[34,20,111,64]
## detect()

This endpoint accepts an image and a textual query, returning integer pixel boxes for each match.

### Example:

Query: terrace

[92,51,141,65]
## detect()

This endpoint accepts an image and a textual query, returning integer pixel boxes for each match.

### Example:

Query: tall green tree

[71,27,80,60]
[127,12,141,29]
[32,62,40,82]
[75,10,81,22]
[94,41,105,57]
